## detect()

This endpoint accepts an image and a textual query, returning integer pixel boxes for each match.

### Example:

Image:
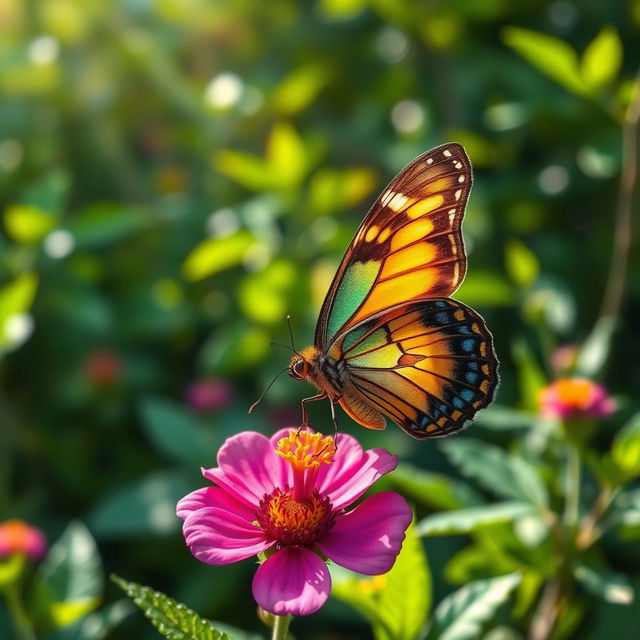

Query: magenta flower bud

[185,378,233,413]
[539,378,615,420]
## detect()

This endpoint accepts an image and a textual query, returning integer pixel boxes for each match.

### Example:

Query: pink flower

[185,378,233,413]
[0,520,47,562]
[177,428,411,616]
[539,378,615,420]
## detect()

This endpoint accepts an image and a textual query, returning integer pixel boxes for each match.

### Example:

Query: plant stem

[3,584,35,640]
[529,577,561,640]
[563,441,581,533]
[271,614,292,640]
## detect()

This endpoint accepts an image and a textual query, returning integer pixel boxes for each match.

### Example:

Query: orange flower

[539,378,615,420]
[0,520,47,562]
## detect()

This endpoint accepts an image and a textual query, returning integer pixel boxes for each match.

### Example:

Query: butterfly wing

[333,298,498,439]
[315,143,472,352]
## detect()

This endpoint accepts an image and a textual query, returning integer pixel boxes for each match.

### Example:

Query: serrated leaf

[39,522,103,629]
[182,231,255,281]
[425,573,521,640]
[112,575,229,640]
[389,464,484,511]
[581,26,622,89]
[439,439,548,507]
[502,27,586,96]
[332,523,431,640]
[417,502,534,536]
[575,565,634,605]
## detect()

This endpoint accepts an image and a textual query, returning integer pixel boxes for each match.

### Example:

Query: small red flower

[185,378,233,412]
[539,378,615,420]
[0,520,47,562]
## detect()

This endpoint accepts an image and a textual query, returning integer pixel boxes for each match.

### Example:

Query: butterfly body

[290,143,498,439]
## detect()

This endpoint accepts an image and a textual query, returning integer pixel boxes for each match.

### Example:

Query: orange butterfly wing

[315,143,472,351]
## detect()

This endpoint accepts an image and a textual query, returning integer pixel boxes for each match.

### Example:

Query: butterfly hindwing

[330,298,498,439]
[316,143,472,351]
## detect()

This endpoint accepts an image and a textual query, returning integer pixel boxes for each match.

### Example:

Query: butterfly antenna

[270,341,296,354]
[248,367,288,414]
[286,314,300,355]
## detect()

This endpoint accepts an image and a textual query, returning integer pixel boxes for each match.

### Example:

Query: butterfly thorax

[288,346,347,401]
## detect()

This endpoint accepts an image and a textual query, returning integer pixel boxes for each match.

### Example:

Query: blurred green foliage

[2,0,640,638]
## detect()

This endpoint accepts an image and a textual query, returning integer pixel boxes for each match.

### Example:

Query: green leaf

[389,464,484,510]
[46,600,133,640]
[272,63,330,115]
[0,271,38,353]
[511,340,546,412]
[39,522,103,629]
[581,27,623,90]
[68,204,150,248]
[138,397,219,466]
[576,316,615,377]
[88,471,191,538]
[611,412,640,478]
[475,405,540,431]
[502,27,587,96]
[199,322,270,373]
[425,573,521,640]
[213,150,272,191]
[575,565,634,605]
[439,439,548,507]
[505,240,539,288]
[417,502,535,536]
[455,270,515,307]
[266,121,308,187]
[332,523,431,640]
[4,203,56,244]
[182,231,255,281]
[112,575,230,640]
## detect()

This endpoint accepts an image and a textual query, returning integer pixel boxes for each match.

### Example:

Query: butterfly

[288,143,499,439]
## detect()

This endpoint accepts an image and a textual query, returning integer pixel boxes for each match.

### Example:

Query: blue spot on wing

[462,338,475,352]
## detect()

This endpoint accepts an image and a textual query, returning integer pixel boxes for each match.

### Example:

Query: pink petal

[203,431,292,508]
[176,486,255,522]
[318,492,412,575]
[316,434,398,510]
[182,507,272,564]
[252,546,331,616]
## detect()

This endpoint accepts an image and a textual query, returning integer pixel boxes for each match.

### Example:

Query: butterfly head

[288,354,309,380]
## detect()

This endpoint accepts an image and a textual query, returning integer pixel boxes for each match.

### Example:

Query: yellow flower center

[256,488,335,546]
[554,379,594,409]
[275,430,336,471]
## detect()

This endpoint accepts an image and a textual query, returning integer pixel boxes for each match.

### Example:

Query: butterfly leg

[299,393,326,430]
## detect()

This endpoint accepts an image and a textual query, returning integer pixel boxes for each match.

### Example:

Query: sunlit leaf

[389,464,484,510]
[511,340,547,411]
[213,150,272,191]
[318,0,368,20]
[4,203,56,244]
[47,600,133,640]
[238,259,296,324]
[182,231,255,281]
[575,565,634,605]
[581,27,623,90]
[576,316,615,378]
[272,63,331,115]
[502,27,587,96]
[611,412,640,478]
[88,472,191,538]
[505,240,539,288]
[332,522,431,640]
[0,271,38,353]
[455,270,515,307]
[112,575,230,640]
[40,522,103,629]
[199,322,271,373]
[425,573,521,640]
[440,438,548,507]
[417,502,534,536]
[309,167,378,214]
[266,121,308,187]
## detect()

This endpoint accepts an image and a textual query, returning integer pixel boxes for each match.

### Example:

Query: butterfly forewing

[315,143,472,351]
[335,299,498,438]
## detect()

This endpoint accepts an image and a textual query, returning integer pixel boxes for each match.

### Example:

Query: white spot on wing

[426,158,433,165]
[455,161,462,169]
[443,149,452,157]
[454,189,462,200]
[458,175,465,182]
[448,209,456,225]
[384,191,410,212]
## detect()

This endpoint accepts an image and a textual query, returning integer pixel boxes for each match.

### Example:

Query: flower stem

[3,584,35,640]
[563,441,581,533]
[271,614,292,640]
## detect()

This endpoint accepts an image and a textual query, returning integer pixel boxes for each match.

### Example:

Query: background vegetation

[1,0,639,638]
